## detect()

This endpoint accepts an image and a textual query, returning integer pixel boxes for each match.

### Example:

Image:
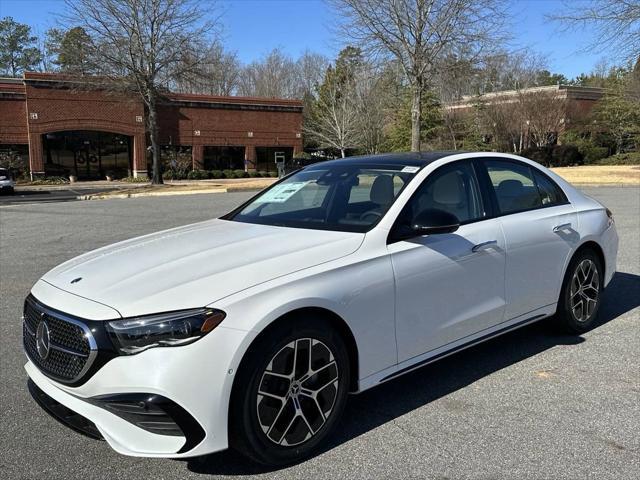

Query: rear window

[486,160,542,214]
[533,169,568,206]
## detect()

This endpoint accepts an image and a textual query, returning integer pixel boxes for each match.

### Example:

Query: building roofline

[19,72,302,108]
[449,84,604,108]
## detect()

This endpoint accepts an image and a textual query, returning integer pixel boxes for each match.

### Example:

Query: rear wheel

[557,249,603,333]
[229,317,350,466]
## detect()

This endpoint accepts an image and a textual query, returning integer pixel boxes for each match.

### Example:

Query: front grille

[23,297,96,383]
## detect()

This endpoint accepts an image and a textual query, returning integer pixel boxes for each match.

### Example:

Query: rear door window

[485,160,542,215]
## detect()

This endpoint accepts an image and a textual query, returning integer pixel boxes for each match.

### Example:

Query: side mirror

[412,208,460,235]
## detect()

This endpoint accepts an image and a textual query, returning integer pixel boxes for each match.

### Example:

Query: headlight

[106,308,226,355]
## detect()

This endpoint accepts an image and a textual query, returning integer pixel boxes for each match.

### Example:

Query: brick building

[0,72,303,179]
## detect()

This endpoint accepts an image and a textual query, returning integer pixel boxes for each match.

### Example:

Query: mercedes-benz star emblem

[35,320,51,360]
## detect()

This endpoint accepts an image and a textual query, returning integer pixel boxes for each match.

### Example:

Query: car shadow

[185,271,640,476]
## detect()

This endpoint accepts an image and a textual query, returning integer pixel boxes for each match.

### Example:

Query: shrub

[582,146,609,165]
[269,171,278,177]
[233,169,248,178]
[209,170,223,179]
[521,147,552,166]
[258,170,269,177]
[163,169,187,180]
[596,152,640,165]
[28,176,69,185]
[551,145,583,167]
[248,171,260,177]
[121,176,148,183]
[187,169,208,180]
[222,169,234,178]
[521,145,583,167]
[292,151,312,160]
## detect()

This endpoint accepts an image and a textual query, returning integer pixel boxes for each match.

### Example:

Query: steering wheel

[359,210,383,222]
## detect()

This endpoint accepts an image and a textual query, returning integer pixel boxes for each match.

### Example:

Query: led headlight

[106,308,226,355]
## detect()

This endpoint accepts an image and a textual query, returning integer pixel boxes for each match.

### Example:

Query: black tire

[229,316,350,466]
[556,248,603,334]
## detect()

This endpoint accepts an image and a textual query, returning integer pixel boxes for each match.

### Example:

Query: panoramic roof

[312,151,464,168]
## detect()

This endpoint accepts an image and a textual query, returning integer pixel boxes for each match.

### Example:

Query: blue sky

[0,0,615,79]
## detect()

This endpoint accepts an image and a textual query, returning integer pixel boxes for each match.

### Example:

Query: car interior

[232,167,413,232]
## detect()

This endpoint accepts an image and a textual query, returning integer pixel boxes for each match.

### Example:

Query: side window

[404,162,484,224]
[485,160,542,214]
[533,169,567,206]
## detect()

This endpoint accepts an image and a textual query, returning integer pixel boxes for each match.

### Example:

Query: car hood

[40,219,364,318]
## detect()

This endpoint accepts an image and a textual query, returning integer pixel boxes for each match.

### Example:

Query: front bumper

[25,320,252,458]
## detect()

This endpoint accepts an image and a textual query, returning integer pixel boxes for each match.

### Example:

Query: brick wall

[0,73,303,177]
[0,83,28,144]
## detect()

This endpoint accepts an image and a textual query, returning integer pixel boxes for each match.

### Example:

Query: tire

[556,248,603,334]
[229,316,350,466]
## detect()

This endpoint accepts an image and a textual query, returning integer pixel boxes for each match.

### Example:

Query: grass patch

[551,165,640,185]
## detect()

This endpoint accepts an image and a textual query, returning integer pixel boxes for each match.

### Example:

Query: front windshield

[226,163,420,232]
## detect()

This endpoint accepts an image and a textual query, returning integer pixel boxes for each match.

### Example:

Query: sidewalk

[17,177,278,192]
[75,178,278,200]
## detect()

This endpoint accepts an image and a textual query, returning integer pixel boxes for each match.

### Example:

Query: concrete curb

[570,183,640,188]
[78,188,228,200]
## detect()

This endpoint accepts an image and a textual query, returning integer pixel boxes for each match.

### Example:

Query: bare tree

[174,42,241,96]
[355,65,394,154]
[474,87,570,152]
[331,0,507,151]
[64,0,219,183]
[519,88,570,149]
[305,62,361,157]
[239,48,298,98]
[550,0,640,65]
[295,50,330,98]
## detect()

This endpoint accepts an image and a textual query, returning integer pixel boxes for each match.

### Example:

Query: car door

[479,158,578,320]
[387,160,507,363]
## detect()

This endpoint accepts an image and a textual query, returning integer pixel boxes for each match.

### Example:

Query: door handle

[553,223,572,233]
[472,240,498,253]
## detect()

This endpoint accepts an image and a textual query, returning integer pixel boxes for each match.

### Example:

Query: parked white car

[0,168,15,194]
[24,152,618,465]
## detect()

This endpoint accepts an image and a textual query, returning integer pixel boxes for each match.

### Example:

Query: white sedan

[23,152,618,465]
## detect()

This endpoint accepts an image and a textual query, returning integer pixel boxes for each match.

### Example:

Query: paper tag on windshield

[401,166,420,173]
[255,181,308,203]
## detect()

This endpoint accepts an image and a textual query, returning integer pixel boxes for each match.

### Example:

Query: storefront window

[43,131,131,179]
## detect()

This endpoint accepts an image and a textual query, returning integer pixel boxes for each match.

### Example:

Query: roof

[17,72,302,109]
[309,151,464,168]
[447,84,604,110]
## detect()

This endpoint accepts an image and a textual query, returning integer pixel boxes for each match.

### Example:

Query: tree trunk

[147,95,163,185]
[340,148,346,158]
[410,80,422,152]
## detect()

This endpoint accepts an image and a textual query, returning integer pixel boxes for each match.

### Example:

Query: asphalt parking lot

[1,187,638,479]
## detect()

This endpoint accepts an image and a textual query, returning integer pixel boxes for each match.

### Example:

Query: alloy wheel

[569,259,600,323]
[256,338,339,446]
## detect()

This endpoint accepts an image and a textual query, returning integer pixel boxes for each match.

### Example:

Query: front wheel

[557,249,603,334]
[229,318,350,466]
